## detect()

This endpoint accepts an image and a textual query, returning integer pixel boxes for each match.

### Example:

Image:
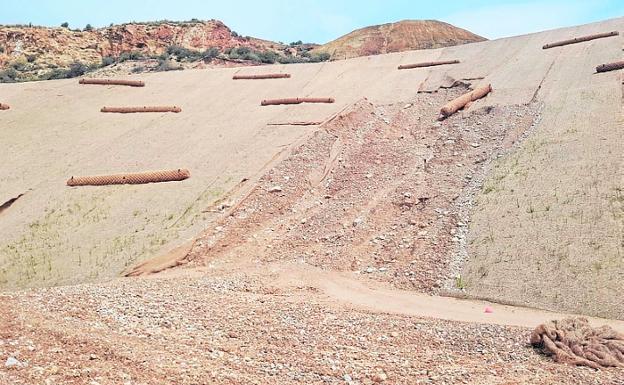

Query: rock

[5,356,21,368]
[343,374,353,382]
[268,186,283,193]
[372,372,388,382]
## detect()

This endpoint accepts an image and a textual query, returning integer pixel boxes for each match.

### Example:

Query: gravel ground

[2,274,623,385]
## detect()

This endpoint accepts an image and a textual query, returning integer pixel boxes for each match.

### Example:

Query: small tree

[61,22,69,28]
[84,24,93,31]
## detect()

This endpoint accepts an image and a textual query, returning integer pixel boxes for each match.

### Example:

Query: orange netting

[67,169,190,186]
[439,84,492,119]
[233,73,291,80]
[398,60,460,70]
[101,106,182,113]
[530,318,624,369]
[79,78,145,87]
[542,31,619,49]
[261,97,335,106]
[596,60,624,73]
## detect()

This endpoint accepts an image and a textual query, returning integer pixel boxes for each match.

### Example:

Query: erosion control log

[79,78,145,87]
[530,317,624,369]
[596,60,624,73]
[67,169,190,186]
[233,73,291,80]
[398,60,460,70]
[101,106,182,113]
[439,84,492,120]
[542,31,619,49]
[0,103,9,110]
[261,97,335,106]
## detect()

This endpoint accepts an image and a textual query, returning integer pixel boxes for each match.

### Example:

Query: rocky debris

[312,20,485,60]
[2,277,622,385]
[184,89,539,293]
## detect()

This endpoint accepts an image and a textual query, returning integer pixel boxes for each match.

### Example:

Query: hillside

[1,16,624,385]
[312,19,486,60]
[0,20,315,82]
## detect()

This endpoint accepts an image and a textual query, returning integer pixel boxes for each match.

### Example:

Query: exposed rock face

[0,20,283,79]
[312,20,486,60]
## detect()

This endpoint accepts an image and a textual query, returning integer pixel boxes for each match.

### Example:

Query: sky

[1,1,623,44]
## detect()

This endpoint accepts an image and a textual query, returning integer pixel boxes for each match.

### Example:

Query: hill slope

[312,20,486,59]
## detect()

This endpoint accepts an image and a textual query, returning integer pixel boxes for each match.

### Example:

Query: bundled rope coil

[398,60,460,70]
[261,97,335,106]
[530,318,624,369]
[67,169,190,186]
[0,103,9,110]
[439,84,492,119]
[233,73,291,80]
[542,31,619,49]
[101,106,182,113]
[79,78,145,87]
[596,60,624,73]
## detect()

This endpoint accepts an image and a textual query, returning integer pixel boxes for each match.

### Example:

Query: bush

[203,47,220,60]
[257,50,278,64]
[290,40,303,46]
[101,56,115,66]
[309,52,331,63]
[0,46,4,53]
[131,65,145,73]
[156,59,183,71]
[118,51,144,62]
[84,24,93,31]
[231,31,239,38]
[66,61,89,77]
[61,22,69,28]
[166,45,203,61]
[26,54,37,63]
[0,68,18,83]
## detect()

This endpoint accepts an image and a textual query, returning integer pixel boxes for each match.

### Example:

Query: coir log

[67,169,190,186]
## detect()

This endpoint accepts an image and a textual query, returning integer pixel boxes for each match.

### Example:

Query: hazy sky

[1,1,623,43]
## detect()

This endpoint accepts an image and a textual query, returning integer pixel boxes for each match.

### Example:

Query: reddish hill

[312,20,486,60]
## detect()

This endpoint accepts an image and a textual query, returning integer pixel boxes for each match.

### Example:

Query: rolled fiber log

[79,78,145,87]
[67,169,190,186]
[0,103,9,110]
[233,73,291,80]
[439,84,492,119]
[101,106,182,113]
[261,97,335,106]
[596,60,624,73]
[542,31,619,49]
[398,60,460,70]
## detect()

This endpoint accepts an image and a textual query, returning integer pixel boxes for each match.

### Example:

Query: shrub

[0,68,18,83]
[290,40,303,46]
[61,22,69,28]
[203,47,220,60]
[84,24,93,31]
[309,52,331,63]
[0,46,4,53]
[231,31,239,38]
[26,54,37,63]
[131,65,145,73]
[156,59,183,71]
[66,61,89,77]
[101,56,115,66]
[257,50,278,64]
[118,51,144,62]
[166,45,203,61]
